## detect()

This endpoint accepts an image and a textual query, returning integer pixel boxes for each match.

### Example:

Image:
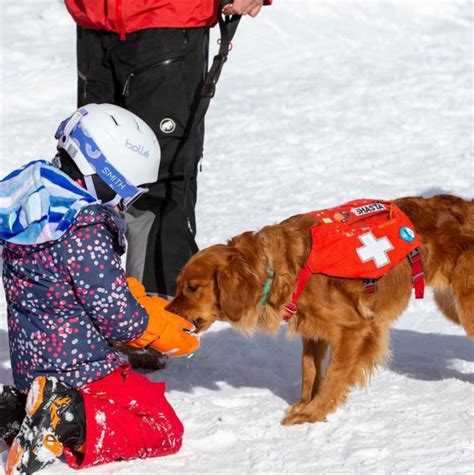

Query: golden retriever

[167,195,474,425]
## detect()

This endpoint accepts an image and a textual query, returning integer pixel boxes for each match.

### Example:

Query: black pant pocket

[121,57,190,180]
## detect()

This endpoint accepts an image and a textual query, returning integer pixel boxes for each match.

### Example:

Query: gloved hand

[127,277,200,357]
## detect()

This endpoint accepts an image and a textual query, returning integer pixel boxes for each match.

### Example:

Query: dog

[167,195,474,425]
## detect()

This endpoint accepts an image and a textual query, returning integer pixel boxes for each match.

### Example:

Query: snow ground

[1,0,473,474]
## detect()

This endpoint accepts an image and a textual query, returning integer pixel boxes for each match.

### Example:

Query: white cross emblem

[356,232,394,268]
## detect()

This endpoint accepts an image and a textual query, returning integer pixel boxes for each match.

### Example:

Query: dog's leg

[282,328,387,425]
[435,249,474,338]
[434,288,460,325]
[455,293,474,339]
[452,250,474,339]
[287,338,329,416]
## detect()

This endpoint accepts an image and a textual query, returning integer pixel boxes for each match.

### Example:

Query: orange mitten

[127,277,200,357]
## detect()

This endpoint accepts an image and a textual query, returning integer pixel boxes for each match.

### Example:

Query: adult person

[64,0,272,296]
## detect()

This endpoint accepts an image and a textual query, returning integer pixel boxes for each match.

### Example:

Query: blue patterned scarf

[0,160,99,245]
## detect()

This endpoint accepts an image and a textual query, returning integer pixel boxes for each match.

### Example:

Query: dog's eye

[194,318,203,328]
[186,284,199,293]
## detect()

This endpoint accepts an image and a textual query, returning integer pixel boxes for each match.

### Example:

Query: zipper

[78,69,88,100]
[122,57,184,97]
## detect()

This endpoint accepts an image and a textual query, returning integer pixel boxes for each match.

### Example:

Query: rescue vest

[283,199,425,319]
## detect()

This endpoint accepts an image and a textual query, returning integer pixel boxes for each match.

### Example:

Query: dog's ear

[216,250,260,322]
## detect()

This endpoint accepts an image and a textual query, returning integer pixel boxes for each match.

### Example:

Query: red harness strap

[282,252,425,321]
[282,251,425,321]
[282,266,312,320]
[408,248,425,299]
[281,198,427,321]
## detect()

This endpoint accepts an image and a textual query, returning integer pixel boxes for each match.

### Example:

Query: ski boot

[6,376,85,475]
[113,341,168,372]
[0,384,26,442]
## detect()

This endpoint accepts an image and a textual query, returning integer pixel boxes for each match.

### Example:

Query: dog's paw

[281,412,311,426]
[285,401,307,417]
[281,408,328,426]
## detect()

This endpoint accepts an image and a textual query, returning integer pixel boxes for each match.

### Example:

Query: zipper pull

[122,73,134,97]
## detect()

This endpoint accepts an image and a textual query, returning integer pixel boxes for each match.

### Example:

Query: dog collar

[259,266,274,305]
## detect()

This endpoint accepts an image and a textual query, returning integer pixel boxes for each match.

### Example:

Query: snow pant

[76,26,210,295]
[63,364,183,469]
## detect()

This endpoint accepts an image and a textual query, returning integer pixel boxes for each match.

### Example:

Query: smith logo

[102,167,127,190]
[125,139,150,158]
[351,202,386,217]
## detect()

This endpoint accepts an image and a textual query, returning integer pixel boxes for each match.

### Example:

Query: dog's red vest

[283,199,425,319]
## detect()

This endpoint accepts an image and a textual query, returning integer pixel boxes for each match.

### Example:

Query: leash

[180,0,242,254]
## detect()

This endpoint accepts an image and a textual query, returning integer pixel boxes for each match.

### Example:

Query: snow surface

[1,0,473,473]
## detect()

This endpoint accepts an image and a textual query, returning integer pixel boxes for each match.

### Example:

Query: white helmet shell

[55,104,161,199]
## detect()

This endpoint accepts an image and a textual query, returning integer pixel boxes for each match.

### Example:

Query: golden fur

[167,195,474,425]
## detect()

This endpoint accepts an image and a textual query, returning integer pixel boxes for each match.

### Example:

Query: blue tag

[400,226,415,242]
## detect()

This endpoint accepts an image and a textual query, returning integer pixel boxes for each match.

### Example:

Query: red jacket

[65,1,272,37]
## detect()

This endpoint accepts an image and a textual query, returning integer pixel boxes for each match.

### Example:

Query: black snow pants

[76,26,209,295]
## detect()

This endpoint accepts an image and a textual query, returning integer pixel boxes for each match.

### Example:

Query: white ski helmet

[55,103,161,209]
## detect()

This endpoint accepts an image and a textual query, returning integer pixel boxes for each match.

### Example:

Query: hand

[222,0,265,18]
[127,277,200,357]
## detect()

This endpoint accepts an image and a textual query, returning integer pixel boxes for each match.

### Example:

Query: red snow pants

[63,364,183,469]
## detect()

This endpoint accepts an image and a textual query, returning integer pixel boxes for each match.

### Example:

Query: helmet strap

[104,194,122,209]
[83,175,98,199]
[84,175,123,209]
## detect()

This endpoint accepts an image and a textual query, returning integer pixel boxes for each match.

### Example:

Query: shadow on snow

[0,327,472,403]
[159,326,473,402]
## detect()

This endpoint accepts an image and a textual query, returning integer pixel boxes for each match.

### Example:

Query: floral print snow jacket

[2,205,149,392]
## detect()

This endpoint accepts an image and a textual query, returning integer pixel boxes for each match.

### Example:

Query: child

[0,104,200,474]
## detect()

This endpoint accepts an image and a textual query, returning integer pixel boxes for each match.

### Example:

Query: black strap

[201,2,242,99]
[180,0,242,254]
